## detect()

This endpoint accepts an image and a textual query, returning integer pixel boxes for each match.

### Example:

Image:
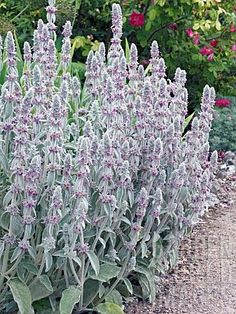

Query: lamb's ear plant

[0,1,217,313]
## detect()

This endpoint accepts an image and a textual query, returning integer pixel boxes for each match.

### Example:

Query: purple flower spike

[5,32,16,68]
[62,21,72,38]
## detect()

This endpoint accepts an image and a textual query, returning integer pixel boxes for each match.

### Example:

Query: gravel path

[126,170,236,314]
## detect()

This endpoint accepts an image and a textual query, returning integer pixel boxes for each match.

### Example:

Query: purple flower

[62,21,72,38]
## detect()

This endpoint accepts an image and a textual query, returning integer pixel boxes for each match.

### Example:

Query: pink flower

[231,44,236,52]
[210,39,218,47]
[129,12,145,27]
[193,32,200,45]
[168,23,178,31]
[218,151,225,160]
[215,98,231,108]
[207,53,214,62]
[141,59,149,66]
[230,24,236,32]
[199,46,214,56]
[185,28,194,38]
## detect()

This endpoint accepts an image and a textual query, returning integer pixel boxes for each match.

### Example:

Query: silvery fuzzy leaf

[123,278,133,294]
[47,171,56,187]
[11,215,24,237]
[28,246,36,260]
[0,241,4,259]
[72,256,81,267]
[137,274,151,300]
[87,250,100,276]
[128,190,134,207]
[105,289,123,307]
[96,302,124,314]
[24,225,34,239]
[21,261,38,275]
[98,237,106,249]
[83,279,99,307]
[98,283,106,298]
[109,232,117,248]
[120,217,131,225]
[141,242,148,258]
[59,286,81,314]
[0,147,9,174]
[56,256,65,269]
[0,212,10,230]
[89,263,120,283]
[163,233,176,241]
[178,186,189,202]
[84,229,96,238]
[169,248,178,269]
[17,263,25,282]
[10,247,22,263]
[4,102,13,119]
[103,227,115,234]
[39,275,53,292]
[15,174,24,190]
[152,235,162,260]
[45,251,53,272]
[135,266,156,303]
[8,278,32,314]
[29,275,53,302]
[53,250,66,257]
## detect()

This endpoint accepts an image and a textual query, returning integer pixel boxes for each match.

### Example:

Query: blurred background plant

[0,0,76,45]
[210,96,236,152]
[0,0,235,138]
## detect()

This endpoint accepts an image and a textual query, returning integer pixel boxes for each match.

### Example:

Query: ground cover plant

[0,1,217,313]
[209,96,236,152]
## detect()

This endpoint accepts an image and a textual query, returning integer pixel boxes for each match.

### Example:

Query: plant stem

[147,15,188,43]
[10,5,29,22]
[78,255,85,310]
[64,260,69,288]
[69,258,81,286]
[0,245,9,291]
[30,255,45,286]
[78,225,85,310]
[4,254,23,276]
[144,0,152,17]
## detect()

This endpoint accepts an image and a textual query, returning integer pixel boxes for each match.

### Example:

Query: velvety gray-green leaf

[97,302,124,314]
[87,250,100,276]
[59,286,81,314]
[8,278,32,314]
[89,263,120,282]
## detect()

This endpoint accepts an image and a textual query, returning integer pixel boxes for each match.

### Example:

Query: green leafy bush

[0,0,76,44]
[210,96,236,151]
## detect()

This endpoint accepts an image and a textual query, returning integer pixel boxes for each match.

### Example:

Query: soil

[126,168,236,314]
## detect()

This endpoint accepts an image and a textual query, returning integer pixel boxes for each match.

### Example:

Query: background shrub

[209,96,236,152]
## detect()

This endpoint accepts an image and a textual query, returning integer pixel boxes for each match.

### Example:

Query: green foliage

[210,96,236,151]
[8,278,33,314]
[97,302,124,314]
[0,0,75,44]
[0,0,46,43]
[59,286,81,314]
